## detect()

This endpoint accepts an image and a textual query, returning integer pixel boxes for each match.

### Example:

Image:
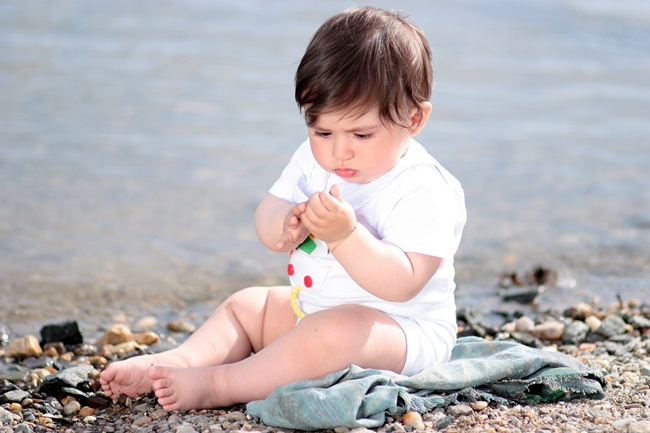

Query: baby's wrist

[328,224,357,254]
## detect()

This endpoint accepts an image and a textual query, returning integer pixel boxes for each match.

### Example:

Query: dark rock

[40,321,83,349]
[73,344,98,357]
[597,315,627,338]
[0,389,30,403]
[21,356,59,370]
[499,286,544,304]
[39,364,93,396]
[435,415,455,429]
[60,386,90,402]
[509,331,545,349]
[562,320,590,345]
[87,393,111,408]
[527,266,556,286]
[0,380,20,395]
[32,402,60,415]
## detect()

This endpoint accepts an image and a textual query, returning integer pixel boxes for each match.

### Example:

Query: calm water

[1,0,649,339]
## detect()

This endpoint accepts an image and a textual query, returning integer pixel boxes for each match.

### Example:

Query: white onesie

[269,138,466,375]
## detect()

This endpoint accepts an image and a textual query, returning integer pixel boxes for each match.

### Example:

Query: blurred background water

[1,0,649,339]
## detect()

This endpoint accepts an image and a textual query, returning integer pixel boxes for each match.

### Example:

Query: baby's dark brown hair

[295,6,433,129]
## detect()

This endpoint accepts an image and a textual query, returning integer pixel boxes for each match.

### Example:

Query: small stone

[102,341,143,356]
[167,320,197,333]
[100,324,133,345]
[1,390,30,404]
[530,321,565,340]
[83,416,96,423]
[150,408,167,420]
[597,315,627,338]
[132,416,152,427]
[13,424,33,433]
[470,401,488,411]
[585,315,602,331]
[5,336,42,358]
[612,418,636,429]
[176,426,198,433]
[9,403,22,412]
[629,315,650,329]
[402,411,422,426]
[40,364,94,396]
[448,404,473,417]
[562,320,590,345]
[334,427,349,433]
[629,421,650,433]
[515,316,535,332]
[135,316,158,329]
[133,331,160,345]
[42,346,59,358]
[78,406,95,417]
[0,407,13,425]
[63,401,81,416]
[43,342,66,356]
[435,415,454,429]
[641,365,650,377]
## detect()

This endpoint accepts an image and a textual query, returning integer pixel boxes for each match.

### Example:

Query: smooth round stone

[135,316,158,329]
[629,421,650,433]
[531,321,565,341]
[402,411,422,426]
[5,336,43,358]
[470,401,488,411]
[448,404,473,417]
[515,316,535,332]
[585,316,602,331]
[63,401,81,416]
[612,418,636,429]
[167,320,197,333]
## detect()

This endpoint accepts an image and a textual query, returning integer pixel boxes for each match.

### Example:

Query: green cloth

[247,336,606,430]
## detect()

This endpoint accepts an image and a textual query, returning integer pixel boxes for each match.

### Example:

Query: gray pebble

[435,415,454,429]
[561,320,589,345]
[13,424,33,433]
[641,365,650,377]
[447,404,473,417]
[597,315,627,338]
[0,389,30,403]
[0,407,12,425]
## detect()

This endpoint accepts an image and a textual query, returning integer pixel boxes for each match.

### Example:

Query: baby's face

[307,108,411,184]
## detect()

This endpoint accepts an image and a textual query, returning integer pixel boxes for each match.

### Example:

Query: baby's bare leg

[150,304,407,411]
[100,286,295,398]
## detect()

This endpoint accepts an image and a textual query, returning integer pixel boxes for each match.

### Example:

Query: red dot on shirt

[287,264,294,276]
[304,275,313,288]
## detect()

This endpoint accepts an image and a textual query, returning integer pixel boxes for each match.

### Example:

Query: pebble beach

[2,290,650,433]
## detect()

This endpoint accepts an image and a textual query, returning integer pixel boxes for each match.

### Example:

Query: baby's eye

[313,131,331,138]
[355,133,373,140]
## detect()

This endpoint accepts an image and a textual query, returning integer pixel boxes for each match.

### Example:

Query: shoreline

[1,296,650,433]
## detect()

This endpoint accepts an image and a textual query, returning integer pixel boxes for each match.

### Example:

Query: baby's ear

[409,101,432,136]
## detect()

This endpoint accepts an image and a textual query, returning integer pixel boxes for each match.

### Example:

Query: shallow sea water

[1,0,649,339]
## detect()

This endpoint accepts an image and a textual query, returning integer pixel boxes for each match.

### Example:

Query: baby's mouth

[335,168,358,178]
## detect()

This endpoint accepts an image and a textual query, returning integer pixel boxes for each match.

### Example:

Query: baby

[100,6,466,411]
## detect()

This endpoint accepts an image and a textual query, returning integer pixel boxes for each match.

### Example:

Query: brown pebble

[43,346,59,358]
[132,416,152,426]
[5,335,43,358]
[167,319,197,333]
[21,398,33,407]
[59,352,75,362]
[100,324,134,345]
[10,402,22,412]
[78,406,95,417]
[402,411,423,426]
[530,321,565,340]
[470,401,489,411]
[133,331,160,345]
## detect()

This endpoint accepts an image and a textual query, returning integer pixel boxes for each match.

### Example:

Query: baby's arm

[302,185,441,302]
[255,194,309,253]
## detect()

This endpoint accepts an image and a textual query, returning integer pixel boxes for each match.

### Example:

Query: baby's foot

[100,351,189,399]
[149,364,230,411]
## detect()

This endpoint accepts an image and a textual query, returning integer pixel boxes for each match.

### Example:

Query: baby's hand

[277,202,309,250]
[302,184,356,243]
